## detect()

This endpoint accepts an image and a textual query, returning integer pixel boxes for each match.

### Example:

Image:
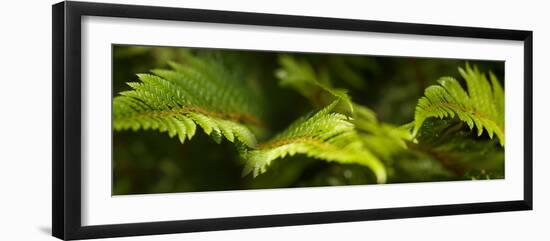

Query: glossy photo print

[112,45,505,195]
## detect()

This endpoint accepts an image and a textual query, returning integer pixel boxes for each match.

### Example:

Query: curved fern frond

[243,101,387,183]
[273,56,412,182]
[412,64,504,146]
[113,55,263,147]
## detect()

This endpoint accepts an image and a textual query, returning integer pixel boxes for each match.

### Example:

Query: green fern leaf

[242,101,387,183]
[113,55,263,147]
[412,64,505,146]
[276,55,411,160]
[354,113,412,160]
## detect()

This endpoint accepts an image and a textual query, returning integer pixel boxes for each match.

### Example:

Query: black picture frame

[52,1,533,240]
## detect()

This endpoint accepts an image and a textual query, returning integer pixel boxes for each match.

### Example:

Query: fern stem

[258,136,340,151]
[115,105,264,127]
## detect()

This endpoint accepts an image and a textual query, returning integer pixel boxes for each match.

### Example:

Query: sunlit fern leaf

[352,103,412,161]
[275,55,354,113]
[113,54,263,148]
[242,101,387,183]
[412,64,505,146]
[276,55,410,168]
[355,121,412,161]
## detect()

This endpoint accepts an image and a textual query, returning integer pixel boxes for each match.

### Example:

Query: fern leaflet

[242,101,387,183]
[412,64,505,146]
[113,55,263,147]
[275,55,411,161]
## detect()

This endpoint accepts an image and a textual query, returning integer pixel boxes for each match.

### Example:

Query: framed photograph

[52,1,533,240]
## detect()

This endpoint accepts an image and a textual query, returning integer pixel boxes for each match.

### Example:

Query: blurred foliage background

[112,45,504,195]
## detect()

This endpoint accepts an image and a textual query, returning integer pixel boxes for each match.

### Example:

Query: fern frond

[242,101,386,183]
[274,56,410,179]
[275,55,354,112]
[412,64,504,146]
[113,55,263,147]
